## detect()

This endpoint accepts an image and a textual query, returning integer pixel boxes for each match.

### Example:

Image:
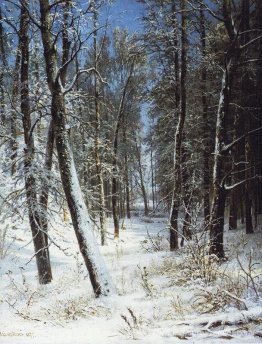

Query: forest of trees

[0,0,261,297]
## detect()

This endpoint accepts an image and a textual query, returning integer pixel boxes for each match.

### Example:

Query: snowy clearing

[0,216,262,344]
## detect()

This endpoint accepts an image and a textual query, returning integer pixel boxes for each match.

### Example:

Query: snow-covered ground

[0,215,262,343]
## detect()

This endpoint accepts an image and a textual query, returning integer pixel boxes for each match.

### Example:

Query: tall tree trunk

[39,0,115,297]
[170,0,187,250]
[39,0,71,259]
[150,145,155,210]
[209,72,232,258]
[39,119,54,268]
[123,125,131,219]
[209,0,242,258]
[111,62,134,238]
[21,0,52,284]
[241,0,254,234]
[92,0,107,244]
[181,145,192,246]
[229,188,238,229]
[254,0,262,216]
[112,134,120,238]
[10,45,21,176]
[135,136,149,216]
[200,5,210,222]
[0,7,7,126]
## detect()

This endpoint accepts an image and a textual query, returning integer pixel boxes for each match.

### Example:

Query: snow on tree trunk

[39,0,115,297]
[53,98,115,295]
[92,1,107,245]
[209,73,228,258]
[21,0,52,284]
[169,0,187,251]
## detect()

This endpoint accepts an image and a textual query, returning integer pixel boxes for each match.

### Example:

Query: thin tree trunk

[111,62,134,238]
[39,119,54,268]
[92,0,107,244]
[21,0,52,284]
[254,0,262,216]
[10,45,21,176]
[0,7,7,126]
[241,0,254,234]
[170,0,187,251]
[229,189,238,229]
[135,137,149,216]
[181,145,192,245]
[123,125,131,219]
[200,5,210,222]
[150,146,155,210]
[112,141,119,238]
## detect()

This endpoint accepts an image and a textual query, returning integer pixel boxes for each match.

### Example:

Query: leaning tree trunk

[39,0,115,297]
[21,0,52,284]
[52,88,114,296]
[170,0,187,251]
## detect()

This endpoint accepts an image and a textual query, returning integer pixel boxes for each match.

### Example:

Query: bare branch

[63,68,107,95]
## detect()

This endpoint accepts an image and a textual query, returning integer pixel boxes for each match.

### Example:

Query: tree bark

[123,125,131,219]
[209,72,231,258]
[200,5,210,222]
[92,0,107,244]
[209,0,242,258]
[0,7,7,126]
[135,136,149,216]
[39,0,115,296]
[10,45,21,176]
[39,119,55,268]
[170,0,187,251]
[111,62,134,238]
[242,0,254,234]
[254,0,262,216]
[21,0,52,284]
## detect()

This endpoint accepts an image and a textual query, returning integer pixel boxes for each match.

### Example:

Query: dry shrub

[148,257,179,276]
[192,274,247,314]
[168,252,220,288]
[120,308,150,340]
[42,295,110,323]
[138,265,156,297]
[140,229,169,252]
[192,286,230,314]
[166,295,189,320]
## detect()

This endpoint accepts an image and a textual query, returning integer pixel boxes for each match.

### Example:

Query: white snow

[0,214,261,343]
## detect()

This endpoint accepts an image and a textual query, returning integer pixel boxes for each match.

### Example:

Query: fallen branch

[221,289,248,311]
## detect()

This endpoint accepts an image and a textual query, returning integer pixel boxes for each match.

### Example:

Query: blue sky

[105,0,144,33]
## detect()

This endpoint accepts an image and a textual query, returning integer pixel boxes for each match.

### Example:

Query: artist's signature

[0,331,32,337]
